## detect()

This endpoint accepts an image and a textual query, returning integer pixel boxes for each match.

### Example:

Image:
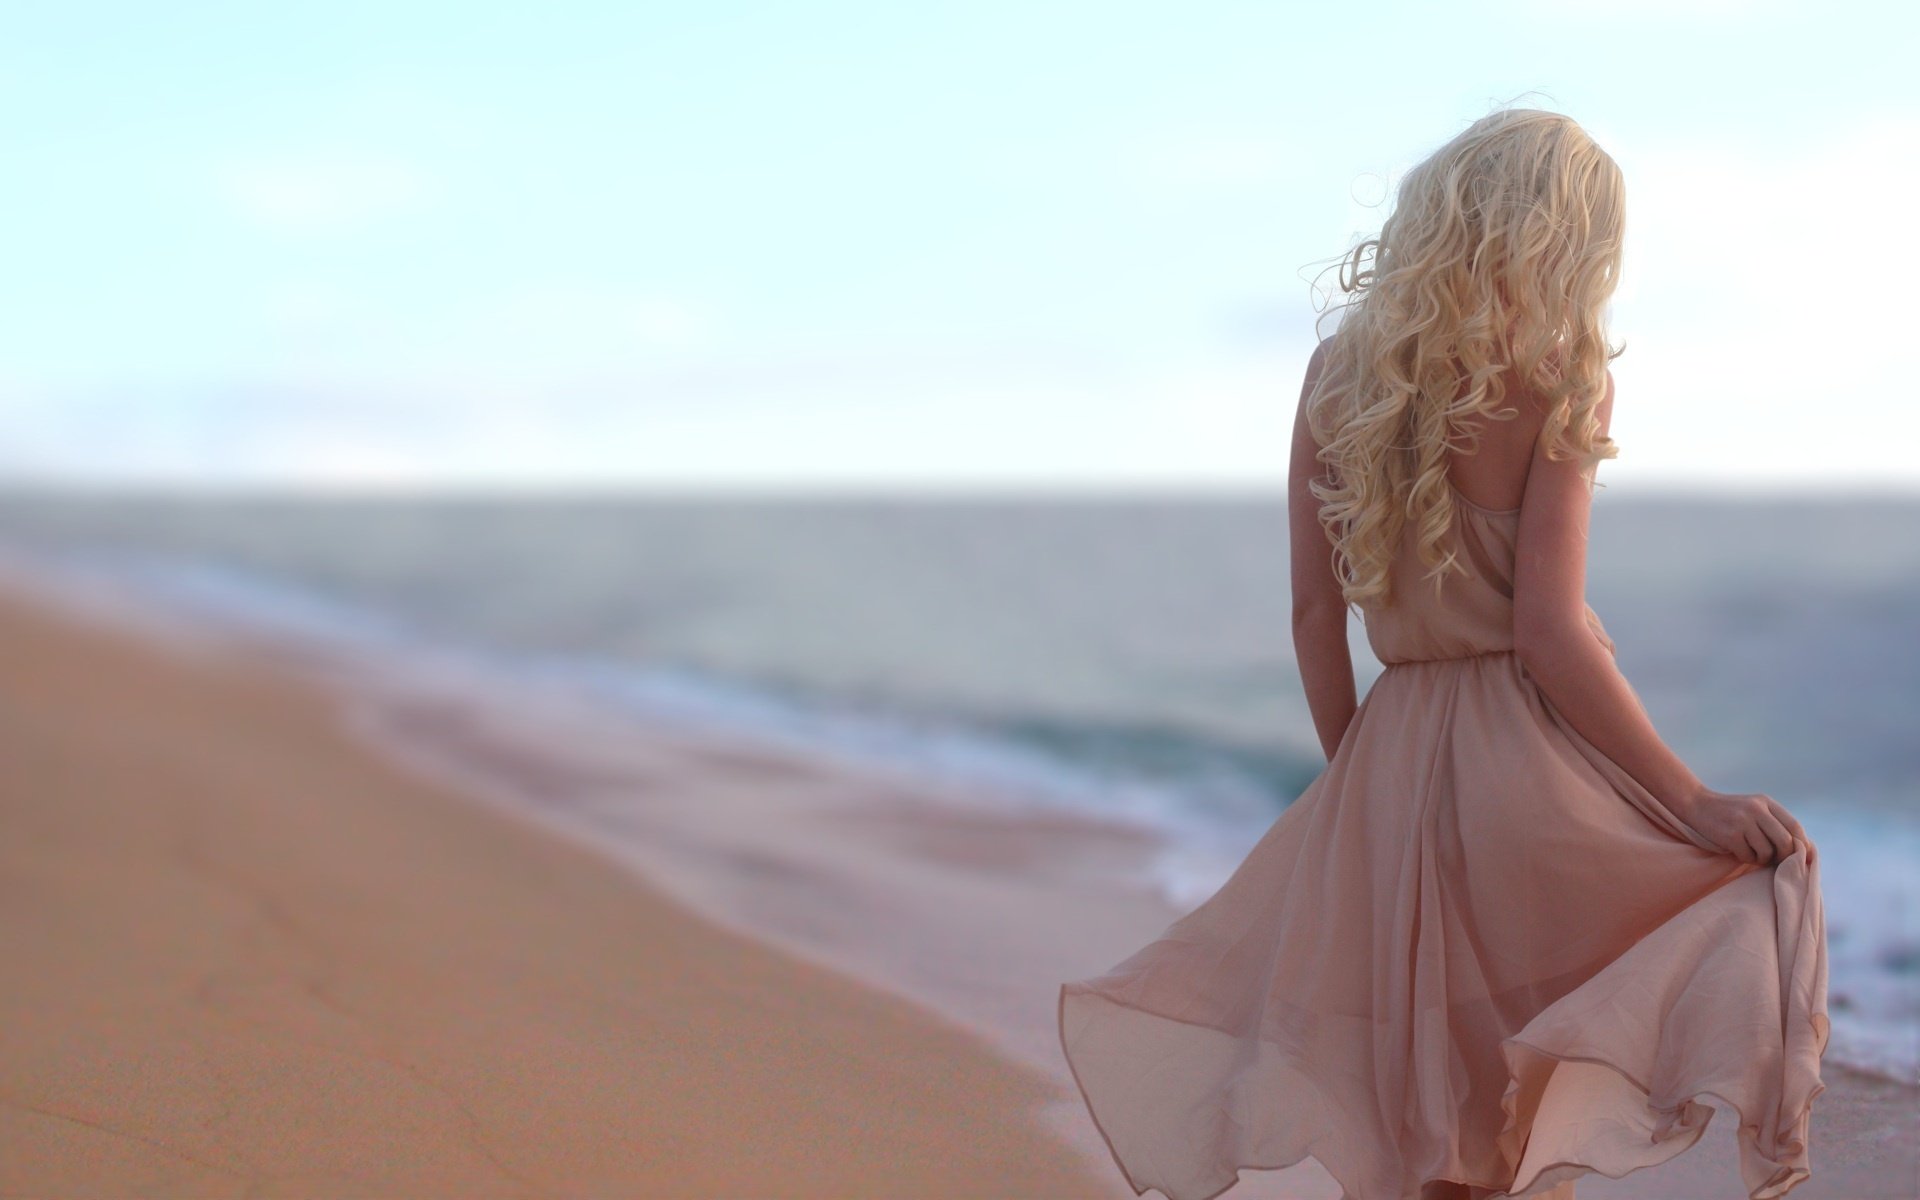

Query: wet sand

[0,588,1113,1198]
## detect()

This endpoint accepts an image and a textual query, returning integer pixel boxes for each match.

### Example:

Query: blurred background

[2,2,1915,1082]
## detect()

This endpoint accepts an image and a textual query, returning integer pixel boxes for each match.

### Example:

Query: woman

[1057,109,1829,1200]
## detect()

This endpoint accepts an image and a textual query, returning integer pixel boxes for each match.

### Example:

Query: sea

[0,488,1913,1085]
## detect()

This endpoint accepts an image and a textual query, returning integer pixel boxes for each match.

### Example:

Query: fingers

[1754,808,1797,863]
[1702,792,1810,865]
[1767,799,1810,852]
[1718,818,1758,863]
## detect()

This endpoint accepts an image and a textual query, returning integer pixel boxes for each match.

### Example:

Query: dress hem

[1059,984,1829,1200]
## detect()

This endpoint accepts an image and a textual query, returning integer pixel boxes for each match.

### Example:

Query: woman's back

[1363,383,1615,666]
[1441,382,1545,515]
[1359,475,1527,665]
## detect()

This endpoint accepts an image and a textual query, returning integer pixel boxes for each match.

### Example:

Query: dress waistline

[1380,647,1519,667]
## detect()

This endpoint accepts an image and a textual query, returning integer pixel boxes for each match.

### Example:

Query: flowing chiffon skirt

[1057,496,1829,1200]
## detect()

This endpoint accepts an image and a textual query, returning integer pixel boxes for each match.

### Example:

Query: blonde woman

[1059,109,1829,1200]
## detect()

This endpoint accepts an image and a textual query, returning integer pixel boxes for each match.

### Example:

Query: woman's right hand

[1675,785,1809,866]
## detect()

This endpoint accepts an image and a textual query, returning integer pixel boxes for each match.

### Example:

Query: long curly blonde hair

[1304,107,1626,612]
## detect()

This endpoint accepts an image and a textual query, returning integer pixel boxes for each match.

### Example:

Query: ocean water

[0,489,1913,1083]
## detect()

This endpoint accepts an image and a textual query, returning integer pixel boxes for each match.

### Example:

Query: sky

[2,1,1915,491]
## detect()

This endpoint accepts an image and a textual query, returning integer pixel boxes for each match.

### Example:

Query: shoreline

[2,570,1913,1198]
[0,583,1121,1197]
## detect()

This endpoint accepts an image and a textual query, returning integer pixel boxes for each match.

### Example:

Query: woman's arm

[1511,372,1705,809]
[1511,370,1806,864]
[1288,342,1357,762]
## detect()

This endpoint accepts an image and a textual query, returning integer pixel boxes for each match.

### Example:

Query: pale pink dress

[1058,487,1829,1200]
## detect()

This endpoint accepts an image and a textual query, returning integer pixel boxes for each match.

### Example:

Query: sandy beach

[0,586,1115,1198]
[1,577,1914,1200]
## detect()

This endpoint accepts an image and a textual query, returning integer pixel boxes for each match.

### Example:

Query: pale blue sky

[3,1,1914,489]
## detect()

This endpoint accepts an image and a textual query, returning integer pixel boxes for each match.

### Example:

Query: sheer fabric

[1058,495,1828,1200]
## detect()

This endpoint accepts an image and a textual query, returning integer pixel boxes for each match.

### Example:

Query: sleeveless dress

[1057,486,1830,1200]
